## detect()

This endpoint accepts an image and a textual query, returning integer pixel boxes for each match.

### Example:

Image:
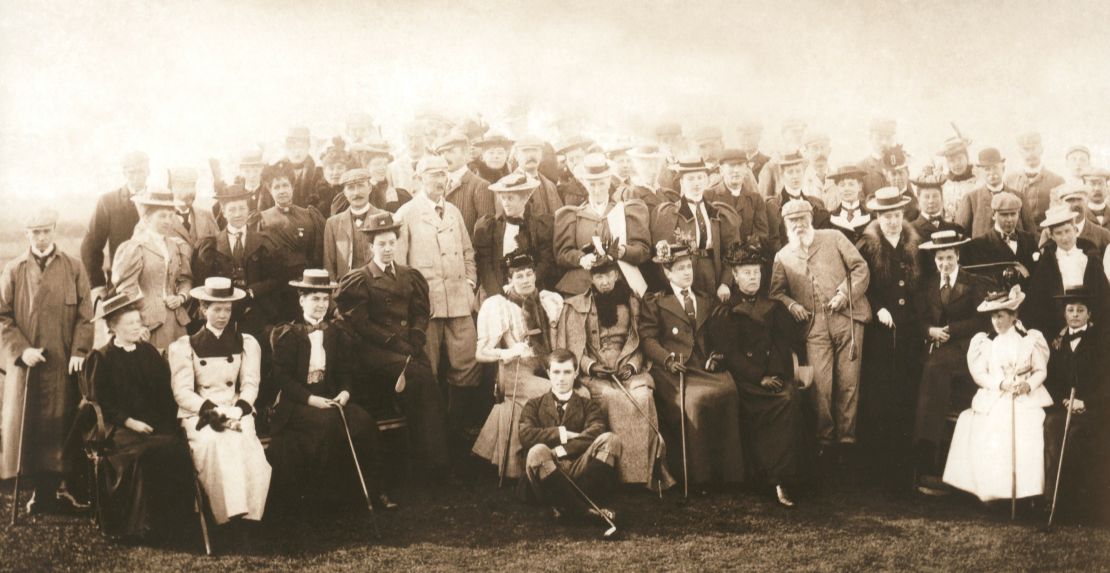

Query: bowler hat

[975,148,1005,167]
[190,277,246,303]
[289,269,339,291]
[829,164,867,183]
[474,134,515,150]
[212,184,254,204]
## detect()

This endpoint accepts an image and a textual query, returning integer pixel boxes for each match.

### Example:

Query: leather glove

[665,355,687,374]
[589,363,615,378]
[616,364,636,381]
[705,352,725,373]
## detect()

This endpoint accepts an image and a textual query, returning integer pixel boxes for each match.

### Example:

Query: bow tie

[306,322,327,333]
[999,231,1016,243]
[505,216,525,226]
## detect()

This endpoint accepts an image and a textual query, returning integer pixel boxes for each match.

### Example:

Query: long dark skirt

[653,363,744,485]
[737,380,804,485]
[267,401,380,503]
[858,323,922,484]
[97,428,193,539]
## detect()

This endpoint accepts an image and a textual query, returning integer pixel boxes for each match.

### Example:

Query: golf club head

[603,525,618,538]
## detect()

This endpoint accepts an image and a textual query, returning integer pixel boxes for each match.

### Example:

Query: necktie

[556,399,568,422]
[353,213,367,227]
[384,264,395,278]
[435,205,445,220]
[32,253,47,272]
[178,210,191,231]
[1063,330,1084,345]
[693,203,708,248]
[682,288,696,322]
[232,232,244,262]
[1000,231,1015,243]
[940,274,951,305]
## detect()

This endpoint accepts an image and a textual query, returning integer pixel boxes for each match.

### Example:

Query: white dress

[943,327,1051,501]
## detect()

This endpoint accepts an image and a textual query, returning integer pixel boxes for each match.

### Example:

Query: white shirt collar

[994,224,1014,239]
[1025,164,1043,177]
[552,390,574,402]
[30,244,56,258]
[1089,201,1107,211]
[303,315,323,326]
[940,267,959,288]
[783,187,804,198]
[1069,326,1087,335]
[422,193,446,210]
[206,325,225,338]
[112,337,137,352]
[1076,219,1085,234]
[670,282,694,299]
[987,183,1005,193]
[841,201,860,211]
[349,204,372,217]
[226,224,246,237]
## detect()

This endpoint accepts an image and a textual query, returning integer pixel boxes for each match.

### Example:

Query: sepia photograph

[0,0,1108,570]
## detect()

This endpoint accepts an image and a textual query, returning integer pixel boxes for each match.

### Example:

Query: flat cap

[431,131,469,153]
[1057,182,1090,202]
[24,207,59,229]
[415,155,450,175]
[339,168,372,186]
[718,148,751,166]
[1066,145,1091,158]
[1080,166,1110,180]
[990,191,1022,212]
[781,199,814,219]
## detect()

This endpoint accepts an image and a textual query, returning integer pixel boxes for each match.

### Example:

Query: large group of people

[1,113,1108,547]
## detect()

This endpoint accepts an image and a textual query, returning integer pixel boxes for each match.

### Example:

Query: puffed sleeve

[1023,329,1050,390]
[620,198,651,265]
[475,296,510,363]
[553,206,584,270]
[270,323,310,405]
[110,239,144,300]
[966,332,1003,390]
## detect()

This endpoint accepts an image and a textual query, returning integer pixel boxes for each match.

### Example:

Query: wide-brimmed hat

[1040,206,1079,229]
[935,136,972,157]
[911,167,946,189]
[977,285,1025,313]
[91,291,144,322]
[975,148,1005,167]
[867,187,912,212]
[555,135,594,156]
[489,172,540,193]
[723,241,765,267]
[132,186,177,208]
[670,155,710,175]
[829,164,867,183]
[990,191,1022,213]
[652,240,693,265]
[213,184,254,203]
[24,207,59,230]
[474,134,515,150]
[289,269,339,291]
[919,229,971,251]
[358,212,402,235]
[190,277,246,302]
[880,145,908,171]
[576,153,612,181]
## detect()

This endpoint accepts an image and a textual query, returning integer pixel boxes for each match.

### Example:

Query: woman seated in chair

[84,292,193,541]
[267,270,397,513]
[168,277,271,530]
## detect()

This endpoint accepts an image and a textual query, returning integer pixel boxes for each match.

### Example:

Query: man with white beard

[770,200,870,470]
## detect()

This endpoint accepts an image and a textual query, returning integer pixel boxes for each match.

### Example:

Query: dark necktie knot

[505,216,525,226]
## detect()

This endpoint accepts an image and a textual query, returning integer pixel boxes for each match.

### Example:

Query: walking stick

[193,474,213,555]
[1047,387,1077,528]
[498,359,522,488]
[678,354,689,500]
[335,403,380,537]
[10,362,36,526]
[609,374,666,499]
[1011,392,1017,521]
[554,466,618,538]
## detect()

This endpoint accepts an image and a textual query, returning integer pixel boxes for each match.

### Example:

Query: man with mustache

[770,199,870,470]
[1006,132,1066,225]
[509,135,564,219]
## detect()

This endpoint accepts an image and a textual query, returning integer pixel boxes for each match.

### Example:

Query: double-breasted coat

[651,199,741,296]
[472,212,556,296]
[704,180,771,249]
[192,228,284,333]
[0,249,94,477]
[553,200,651,295]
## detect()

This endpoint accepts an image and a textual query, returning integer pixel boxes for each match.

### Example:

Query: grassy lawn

[2,455,1107,573]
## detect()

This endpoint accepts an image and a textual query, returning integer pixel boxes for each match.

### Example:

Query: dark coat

[707,296,795,386]
[557,173,589,208]
[334,261,430,356]
[192,229,285,328]
[1024,242,1110,336]
[446,169,495,236]
[472,213,556,295]
[824,204,872,245]
[651,199,741,293]
[211,180,268,231]
[81,187,140,288]
[963,228,1040,278]
[855,221,923,328]
[704,180,771,248]
[87,340,178,434]
[518,392,607,460]
[1045,325,1108,414]
[640,289,716,365]
[765,191,829,254]
[914,268,989,353]
[265,158,323,210]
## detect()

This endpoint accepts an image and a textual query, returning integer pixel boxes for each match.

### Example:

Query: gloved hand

[705,352,725,373]
[665,355,687,374]
[589,363,615,378]
[616,364,636,381]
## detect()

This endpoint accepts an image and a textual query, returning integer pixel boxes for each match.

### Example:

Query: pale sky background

[1,0,1109,224]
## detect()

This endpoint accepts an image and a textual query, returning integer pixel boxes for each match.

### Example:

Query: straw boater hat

[131,186,177,208]
[778,150,806,168]
[829,164,867,183]
[670,155,710,175]
[555,135,594,156]
[1056,182,1089,203]
[489,172,540,194]
[91,291,144,322]
[289,269,339,291]
[919,229,971,251]
[867,187,912,212]
[358,212,402,236]
[935,135,972,157]
[627,144,664,160]
[1039,206,1079,229]
[652,240,693,265]
[977,285,1025,313]
[190,277,246,302]
[576,153,612,181]
[723,241,766,267]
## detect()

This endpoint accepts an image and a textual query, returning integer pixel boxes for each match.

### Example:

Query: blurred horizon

[2,0,1109,224]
